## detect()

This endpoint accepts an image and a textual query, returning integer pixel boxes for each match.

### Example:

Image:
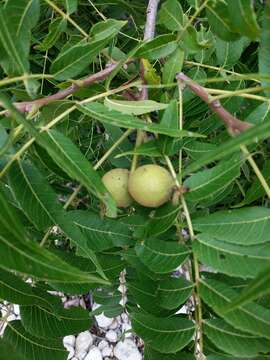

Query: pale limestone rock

[105,329,118,342]
[114,339,142,360]
[84,347,102,360]
[75,331,93,355]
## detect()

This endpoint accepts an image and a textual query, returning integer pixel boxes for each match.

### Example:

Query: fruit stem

[130,129,145,173]
[177,76,204,358]
[181,195,204,357]
[178,81,184,180]
[164,155,181,188]
[94,128,133,170]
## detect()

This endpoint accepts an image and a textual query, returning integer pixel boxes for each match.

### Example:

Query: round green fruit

[102,168,133,208]
[128,164,174,208]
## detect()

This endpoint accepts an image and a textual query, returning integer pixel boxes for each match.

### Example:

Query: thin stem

[0,125,24,157]
[44,0,89,38]
[87,0,139,42]
[130,130,145,173]
[0,74,53,88]
[205,73,270,84]
[164,155,181,188]
[178,82,183,180]
[39,228,51,247]
[240,145,270,199]
[177,0,210,41]
[0,138,35,178]
[235,179,246,198]
[184,60,260,83]
[93,128,133,170]
[181,195,203,356]
[206,88,270,103]
[211,85,270,101]
[181,197,194,239]
[87,0,106,20]
[40,11,54,95]
[164,157,202,346]
[40,105,76,132]
[177,74,203,357]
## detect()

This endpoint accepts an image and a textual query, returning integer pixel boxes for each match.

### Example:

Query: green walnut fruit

[128,164,174,208]
[102,168,133,208]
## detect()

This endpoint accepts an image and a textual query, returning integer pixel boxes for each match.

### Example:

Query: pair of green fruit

[102,164,174,208]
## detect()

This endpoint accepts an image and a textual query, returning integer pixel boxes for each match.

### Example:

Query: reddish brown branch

[176,72,253,134]
[2,64,118,114]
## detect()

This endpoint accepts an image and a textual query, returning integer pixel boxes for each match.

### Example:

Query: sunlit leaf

[78,102,202,138]
[104,98,168,115]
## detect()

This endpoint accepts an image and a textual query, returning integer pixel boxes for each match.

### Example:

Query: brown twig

[176,72,253,134]
[1,64,118,114]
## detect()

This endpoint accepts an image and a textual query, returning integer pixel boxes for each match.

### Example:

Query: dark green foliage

[0,0,269,358]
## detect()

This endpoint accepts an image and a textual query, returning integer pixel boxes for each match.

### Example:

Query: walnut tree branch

[176,72,253,134]
[140,0,160,100]
[1,63,118,114]
[130,0,160,173]
[144,0,160,41]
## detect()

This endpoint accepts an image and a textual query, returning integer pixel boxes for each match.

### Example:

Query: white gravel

[84,346,103,360]
[105,329,118,343]
[64,335,76,348]
[76,331,93,352]
[114,339,142,360]
[97,340,109,351]
[101,345,113,357]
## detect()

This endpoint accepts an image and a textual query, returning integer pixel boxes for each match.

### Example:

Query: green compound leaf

[2,321,67,360]
[193,234,270,279]
[204,319,270,357]
[131,312,195,353]
[135,238,190,273]
[193,207,270,245]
